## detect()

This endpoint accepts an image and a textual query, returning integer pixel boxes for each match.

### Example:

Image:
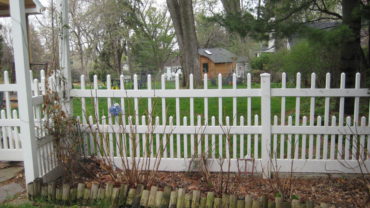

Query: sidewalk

[0,161,28,205]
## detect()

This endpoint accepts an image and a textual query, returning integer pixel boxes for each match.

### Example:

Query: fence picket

[345,116,351,160]
[169,116,174,158]
[330,116,336,160]
[218,74,223,158]
[247,73,252,156]
[119,75,126,157]
[280,73,286,159]
[184,116,188,158]
[354,73,360,125]
[323,73,331,160]
[190,74,195,157]
[128,116,134,157]
[120,75,126,126]
[88,116,96,155]
[316,116,322,159]
[225,116,230,158]
[360,116,366,160]
[4,71,11,119]
[12,110,20,149]
[301,116,307,159]
[34,79,41,139]
[294,73,301,159]
[308,73,316,160]
[204,74,209,157]
[93,75,99,119]
[240,116,245,158]
[197,115,202,155]
[161,74,166,125]
[133,75,140,157]
[338,73,345,159]
[102,116,108,157]
[273,115,278,158]
[233,73,237,159]
[254,115,259,158]
[211,116,216,158]
[1,110,8,149]
[80,75,87,124]
[107,75,114,158]
[176,74,181,158]
[287,116,292,159]
[148,74,152,116]
[155,116,160,157]
[142,116,147,158]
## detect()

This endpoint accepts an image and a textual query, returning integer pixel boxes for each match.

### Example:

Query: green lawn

[72,80,358,124]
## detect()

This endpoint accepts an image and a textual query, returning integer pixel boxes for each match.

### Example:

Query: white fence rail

[69,72,370,175]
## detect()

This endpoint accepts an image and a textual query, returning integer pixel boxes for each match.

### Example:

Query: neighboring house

[256,21,340,57]
[163,49,248,80]
[198,48,248,79]
[163,56,182,81]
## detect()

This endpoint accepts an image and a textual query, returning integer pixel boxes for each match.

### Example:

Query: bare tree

[221,0,241,15]
[166,0,201,87]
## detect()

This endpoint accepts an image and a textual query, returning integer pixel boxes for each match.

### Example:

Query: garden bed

[28,158,369,208]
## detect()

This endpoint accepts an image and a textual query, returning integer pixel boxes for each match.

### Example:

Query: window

[203,63,209,73]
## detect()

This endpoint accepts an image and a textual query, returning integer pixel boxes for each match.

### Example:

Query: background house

[198,48,248,79]
[256,21,340,57]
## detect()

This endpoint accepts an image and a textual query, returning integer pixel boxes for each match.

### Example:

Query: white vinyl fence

[0,70,61,181]
[70,72,370,176]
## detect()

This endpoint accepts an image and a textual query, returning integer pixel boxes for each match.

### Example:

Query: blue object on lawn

[109,104,122,116]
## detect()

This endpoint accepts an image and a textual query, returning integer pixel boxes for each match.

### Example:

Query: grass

[72,80,369,124]
[72,80,299,123]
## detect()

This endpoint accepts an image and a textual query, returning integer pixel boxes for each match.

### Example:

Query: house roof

[306,21,339,30]
[198,48,247,63]
[0,0,44,17]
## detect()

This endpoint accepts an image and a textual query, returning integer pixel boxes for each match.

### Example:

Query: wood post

[25,180,329,208]
[169,190,178,208]
[148,186,158,207]
[47,182,56,201]
[77,183,85,200]
[155,191,163,208]
[141,190,150,207]
[160,186,171,208]
[213,198,221,208]
[206,192,214,208]
[245,195,253,208]
[62,184,70,202]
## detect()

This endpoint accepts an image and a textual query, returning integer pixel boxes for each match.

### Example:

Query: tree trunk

[167,0,201,87]
[340,0,362,116]
[221,0,241,15]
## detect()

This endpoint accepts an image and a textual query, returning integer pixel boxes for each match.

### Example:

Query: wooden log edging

[27,179,335,208]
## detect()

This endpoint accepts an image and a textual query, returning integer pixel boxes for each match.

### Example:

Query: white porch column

[10,0,39,183]
[57,0,72,114]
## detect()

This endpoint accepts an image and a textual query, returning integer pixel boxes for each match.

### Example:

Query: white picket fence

[69,72,370,175]
[1,70,369,177]
[0,70,60,181]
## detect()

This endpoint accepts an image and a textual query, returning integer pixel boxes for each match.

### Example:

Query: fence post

[57,0,72,115]
[10,0,39,183]
[260,73,271,178]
